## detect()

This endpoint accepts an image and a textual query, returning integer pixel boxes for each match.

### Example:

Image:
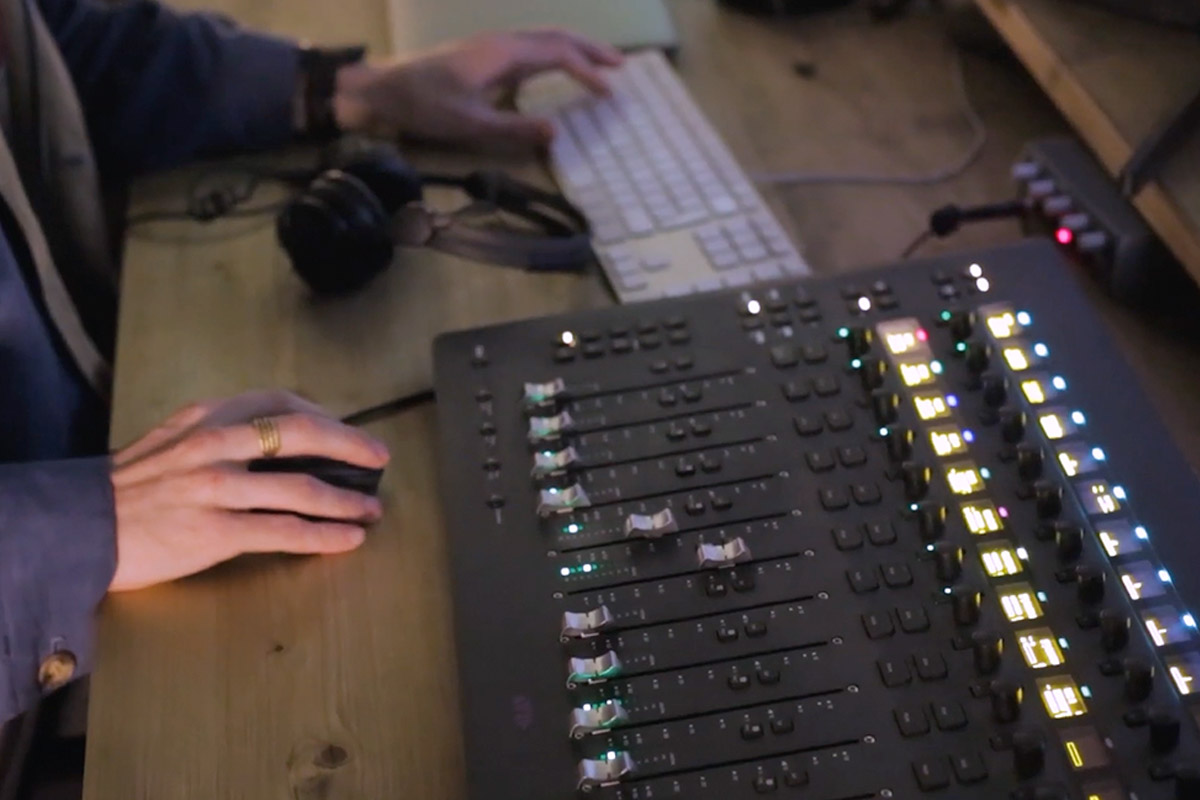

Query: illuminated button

[979,541,1024,577]
[1098,610,1131,652]
[561,606,615,639]
[876,318,930,356]
[1059,726,1111,770]
[569,700,629,737]
[929,427,967,457]
[577,752,636,790]
[983,307,1020,339]
[1118,561,1168,601]
[1021,378,1047,404]
[532,446,581,478]
[1165,652,1200,696]
[990,681,1024,723]
[1078,480,1121,516]
[624,509,679,539]
[523,378,568,407]
[1002,345,1032,371]
[962,501,1004,534]
[913,393,952,421]
[945,462,985,496]
[982,374,1009,408]
[697,537,751,568]
[1016,628,1065,669]
[537,484,591,517]
[1142,605,1195,648]
[1055,443,1102,477]
[898,360,938,387]
[528,411,574,443]
[568,651,623,684]
[1037,409,1077,440]
[1096,521,1145,557]
[998,583,1044,622]
[1037,676,1087,719]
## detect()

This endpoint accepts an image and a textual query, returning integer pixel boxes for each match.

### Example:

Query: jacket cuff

[0,458,115,724]
[209,29,302,152]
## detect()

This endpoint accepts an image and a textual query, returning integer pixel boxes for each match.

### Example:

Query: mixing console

[432,240,1200,800]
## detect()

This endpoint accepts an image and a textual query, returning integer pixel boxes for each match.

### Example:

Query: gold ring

[252,417,282,458]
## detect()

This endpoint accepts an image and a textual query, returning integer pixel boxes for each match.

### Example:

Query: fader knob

[1099,609,1131,652]
[1175,766,1200,800]
[845,326,873,356]
[871,390,900,425]
[965,341,991,373]
[951,586,983,626]
[859,357,887,391]
[981,373,1009,408]
[1076,565,1106,605]
[971,630,1004,675]
[991,681,1024,724]
[901,461,932,501]
[1033,481,1063,518]
[1011,729,1044,778]
[999,406,1027,443]
[1124,658,1155,702]
[915,501,948,542]
[1149,708,1181,753]
[1054,524,1084,563]
[884,426,915,462]
[948,310,976,340]
[1016,444,1044,481]
[933,542,964,582]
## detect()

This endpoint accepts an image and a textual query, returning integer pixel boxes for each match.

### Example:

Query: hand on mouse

[331,27,623,148]
[108,390,390,592]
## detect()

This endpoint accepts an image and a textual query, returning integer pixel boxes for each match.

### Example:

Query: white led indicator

[1072,411,1087,425]
[1186,614,1198,629]
[1159,569,1172,583]
[560,567,571,576]
[1136,526,1149,540]
[1017,311,1032,326]
[976,277,991,292]
[746,300,761,315]
[1034,343,1049,358]
[858,296,872,312]
[1113,486,1127,500]
[1092,448,1106,461]
[969,263,983,278]
[1040,414,1066,440]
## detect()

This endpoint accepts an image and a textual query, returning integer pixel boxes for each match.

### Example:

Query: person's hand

[109,390,390,592]
[332,28,623,148]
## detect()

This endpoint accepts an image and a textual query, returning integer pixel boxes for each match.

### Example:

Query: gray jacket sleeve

[38,0,301,176]
[0,457,116,725]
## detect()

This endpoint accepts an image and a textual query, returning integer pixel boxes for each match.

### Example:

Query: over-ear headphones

[276,138,594,294]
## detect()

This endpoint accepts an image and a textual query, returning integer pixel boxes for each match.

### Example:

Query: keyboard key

[877,655,909,685]
[793,415,823,437]
[864,612,895,640]
[825,409,853,431]
[881,563,913,588]
[933,701,968,731]
[951,752,987,784]
[865,521,897,545]
[806,449,836,473]
[838,445,867,466]
[895,706,930,737]
[820,486,849,510]
[833,526,864,551]
[912,758,951,791]
[813,375,841,397]
[852,483,882,506]
[914,651,948,681]
[782,380,810,402]
[897,605,930,633]
[769,344,800,368]
[847,567,879,594]
[770,716,793,734]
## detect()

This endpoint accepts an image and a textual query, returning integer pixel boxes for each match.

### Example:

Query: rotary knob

[933,542,964,582]
[844,326,873,357]
[1099,609,1131,652]
[1124,658,1155,703]
[1016,443,1044,481]
[972,630,1004,675]
[1076,564,1106,605]
[859,357,887,391]
[884,426,915,462]
[901,461,932,501]
[999,406,1027,443]
[965,341,991,373]
[948,310,976,340]
[1150,708,1181,753]
[915,501,947,542]
[1011,729,1044,778]
[950,586,983,626]
[870,390,900,425]
[1034,481,1063,518]
[981,373,1008,408]
[991,681,1024,724]
[1176,766,1200,800]
[1055,524,1084,563]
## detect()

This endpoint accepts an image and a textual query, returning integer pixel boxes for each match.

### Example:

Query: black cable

[340,389,436,427]
[900,198,1029,258]
[900,229,932,259]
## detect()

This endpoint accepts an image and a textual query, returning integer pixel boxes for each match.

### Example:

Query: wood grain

[85,1,1200,797]
[975,0,1200,284]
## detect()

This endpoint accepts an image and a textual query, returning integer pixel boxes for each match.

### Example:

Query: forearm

[39,0,300,176]
[0,457,115,725]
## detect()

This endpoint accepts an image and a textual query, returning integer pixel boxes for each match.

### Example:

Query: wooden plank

[974,0,1200,284]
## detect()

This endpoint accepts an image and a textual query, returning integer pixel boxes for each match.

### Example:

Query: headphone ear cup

[277,170,395,294]
[327,138,424,214]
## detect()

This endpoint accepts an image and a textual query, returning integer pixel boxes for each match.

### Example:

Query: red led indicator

[1055,228,1073,245]
[916,329,929,342]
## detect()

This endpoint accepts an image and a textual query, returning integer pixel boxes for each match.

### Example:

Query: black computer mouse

[247,456,384,496]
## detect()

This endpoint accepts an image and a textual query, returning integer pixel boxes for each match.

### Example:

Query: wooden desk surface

[84,1,1200,797]
[975,0,1200,285]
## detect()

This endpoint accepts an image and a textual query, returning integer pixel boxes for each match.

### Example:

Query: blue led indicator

[910,503,919,512]
[879,427,889,437]
[1081,686,1093,699]
[1017,311,1032,326]
[1071,411,1086,425]
[1058,637,1070,649]
[930,360,944,375]
[980,467,992,480]
[942,587,953,595]
[947,395,959,408]
[1092,447,1106,461]
[1037,591,1048,602]
[1185,614,1198,629]
[1160,569,1173,583]
[963,430,976,443]
[1034,343,1050,358]
[1136,526,1149,540]
[1052,376,1067,391]
[1113,486,1127,500]
[851,358,862,369]
[926,544,936,552]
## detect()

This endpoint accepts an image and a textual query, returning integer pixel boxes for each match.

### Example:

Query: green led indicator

[980,467,992,480]
[565,523,581,534]
[1058,637,1070,650]
[940,310,952,322]
[850,358,862,370]
[837,327,850,339]
[930,360,944,375]
[955,341,967,353]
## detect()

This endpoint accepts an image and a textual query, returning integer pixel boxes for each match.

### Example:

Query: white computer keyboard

[519,49,811,302]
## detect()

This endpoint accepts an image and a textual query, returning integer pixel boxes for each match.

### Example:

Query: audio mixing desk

[433,239,1200,800]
